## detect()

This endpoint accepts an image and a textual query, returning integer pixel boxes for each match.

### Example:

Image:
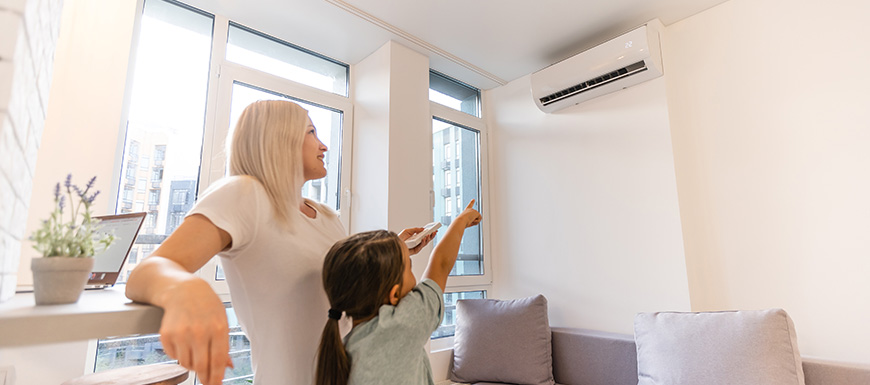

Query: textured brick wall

[0,0,64,301]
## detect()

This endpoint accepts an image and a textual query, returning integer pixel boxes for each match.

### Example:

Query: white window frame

[196,17,354,298]
[429,102,493,290]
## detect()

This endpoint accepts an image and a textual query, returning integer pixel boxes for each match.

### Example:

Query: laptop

[85,212,147,289]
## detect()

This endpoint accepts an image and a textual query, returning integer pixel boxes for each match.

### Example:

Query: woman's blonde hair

[228,100,309,229]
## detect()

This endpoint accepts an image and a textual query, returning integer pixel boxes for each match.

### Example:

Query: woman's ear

[388,284,400,305]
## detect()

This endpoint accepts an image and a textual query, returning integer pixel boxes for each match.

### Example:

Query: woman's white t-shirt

[187,176,346,384]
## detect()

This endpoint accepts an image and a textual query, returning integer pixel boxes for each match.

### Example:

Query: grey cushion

[450,295,555,385]
[634,308,805,385]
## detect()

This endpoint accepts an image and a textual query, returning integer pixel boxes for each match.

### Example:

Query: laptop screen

[90,212,146,282]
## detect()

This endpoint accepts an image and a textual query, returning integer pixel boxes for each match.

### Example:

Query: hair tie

[328,308,342,320]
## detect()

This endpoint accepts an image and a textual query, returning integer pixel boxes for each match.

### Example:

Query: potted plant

[29,174,115,305]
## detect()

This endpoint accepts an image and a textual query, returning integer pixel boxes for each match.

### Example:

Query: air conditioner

[531,19,664,113]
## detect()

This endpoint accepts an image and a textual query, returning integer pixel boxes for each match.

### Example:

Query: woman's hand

[125,215,235,385]
[157,278,234,385]
[398,227,437,255]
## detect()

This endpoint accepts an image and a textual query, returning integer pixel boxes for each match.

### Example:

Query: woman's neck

[300,199,316,219]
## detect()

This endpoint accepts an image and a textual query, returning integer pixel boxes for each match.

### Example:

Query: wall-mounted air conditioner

[531,19,664,113]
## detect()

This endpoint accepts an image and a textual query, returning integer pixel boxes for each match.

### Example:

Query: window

[226,23,348,96]
[129,140,140,158]
[153,145,166,162]
[171,189,187,205]
[429,70,481,117]
[428,70,490,341]
[151,167,163,181]
[432,118,482,276]
[101,1,353,381]
[101,0,213,379]
[95,303,252,382]
[431,290,486,339]
[148,190,159,205]
[122,187,133,202]
[224,82,345,211]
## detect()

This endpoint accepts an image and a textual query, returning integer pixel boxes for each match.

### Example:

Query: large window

[431,290,486,339]
[430,75,485,278]
[98,0,352,382]
[226,23,348,96]
[428,71,490,346]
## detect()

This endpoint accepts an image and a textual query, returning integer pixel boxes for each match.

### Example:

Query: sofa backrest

[551,328,870,385]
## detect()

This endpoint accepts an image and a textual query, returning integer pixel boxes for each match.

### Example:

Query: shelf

[0,286,163,347]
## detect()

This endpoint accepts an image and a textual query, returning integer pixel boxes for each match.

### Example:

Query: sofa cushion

[450,294,554,385]
[634,308,805,385]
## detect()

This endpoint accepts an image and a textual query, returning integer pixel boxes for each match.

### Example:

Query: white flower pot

[31,257,94,305]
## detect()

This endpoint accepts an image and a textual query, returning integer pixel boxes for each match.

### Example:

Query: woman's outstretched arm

[126,214,233,385]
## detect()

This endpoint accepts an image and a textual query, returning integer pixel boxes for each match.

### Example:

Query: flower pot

[31,257,95,305]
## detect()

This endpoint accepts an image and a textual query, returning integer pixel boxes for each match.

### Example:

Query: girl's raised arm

[423,200,482,291]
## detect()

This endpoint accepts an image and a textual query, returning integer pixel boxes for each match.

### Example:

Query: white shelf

[0,286,163,347]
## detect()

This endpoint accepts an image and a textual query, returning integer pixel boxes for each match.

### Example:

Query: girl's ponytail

[315,314,349,385]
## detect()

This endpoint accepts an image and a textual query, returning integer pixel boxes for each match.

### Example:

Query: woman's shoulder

[202,175,267,198]
[304,198,340,220]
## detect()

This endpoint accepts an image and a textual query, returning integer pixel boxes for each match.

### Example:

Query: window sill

[0,286,162,347]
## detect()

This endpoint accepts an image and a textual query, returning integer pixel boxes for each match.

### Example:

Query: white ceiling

[185,0,729,90]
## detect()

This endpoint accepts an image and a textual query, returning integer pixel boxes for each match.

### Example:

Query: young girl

[316,200,482,385]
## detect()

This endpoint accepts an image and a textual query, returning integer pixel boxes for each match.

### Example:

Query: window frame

[429,96,493,291]
[197,18,354,297]
[97,3,353,380]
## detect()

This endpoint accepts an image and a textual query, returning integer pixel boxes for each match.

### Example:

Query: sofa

[447,297,870,385]
[454,328,870,385]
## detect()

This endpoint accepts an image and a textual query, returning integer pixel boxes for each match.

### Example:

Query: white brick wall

[0,0,64,302]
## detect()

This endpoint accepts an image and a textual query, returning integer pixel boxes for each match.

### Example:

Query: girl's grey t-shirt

[345,279,444,385]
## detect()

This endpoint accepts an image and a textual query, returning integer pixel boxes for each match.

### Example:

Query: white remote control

[404,222,442,249]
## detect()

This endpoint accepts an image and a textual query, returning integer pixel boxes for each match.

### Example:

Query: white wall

[0,0,64,301]
[16,0,138,286]
[665,0,870,363]
[1,0,139,383]
[485,76,692,334]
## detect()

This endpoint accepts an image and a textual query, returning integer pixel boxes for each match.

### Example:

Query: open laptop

[85,212,147,289]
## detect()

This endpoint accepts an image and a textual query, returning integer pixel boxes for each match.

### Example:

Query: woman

[126,100,433,385]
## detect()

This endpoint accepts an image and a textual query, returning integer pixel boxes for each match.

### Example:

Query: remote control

[404,222,442,249]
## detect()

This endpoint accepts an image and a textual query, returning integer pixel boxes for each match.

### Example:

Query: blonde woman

[126,100,434,385]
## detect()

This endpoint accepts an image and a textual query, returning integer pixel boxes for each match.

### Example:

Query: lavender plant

[30,174,116,257]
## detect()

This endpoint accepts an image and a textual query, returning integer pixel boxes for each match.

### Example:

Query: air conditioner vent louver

[539,61,647,106]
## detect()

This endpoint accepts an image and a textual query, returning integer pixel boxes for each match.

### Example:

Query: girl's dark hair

[315,230,405,385]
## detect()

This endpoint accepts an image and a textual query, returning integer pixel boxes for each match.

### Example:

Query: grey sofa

[462,327,870,385]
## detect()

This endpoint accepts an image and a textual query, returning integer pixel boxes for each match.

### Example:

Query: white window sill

[0,286,162,347]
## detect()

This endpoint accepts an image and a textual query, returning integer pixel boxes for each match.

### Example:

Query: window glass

[114,0,212,283]
[429,71,481,117]
[227,24,348,96]
[226,82,343,211]
[432,118,482,276]
[96,304,253,385]
[431,290,486,339]
[101,0,214,371]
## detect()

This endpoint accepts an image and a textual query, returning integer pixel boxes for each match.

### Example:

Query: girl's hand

[398,227,437,255]
[158,279,234,385]
[457,199,482,228]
